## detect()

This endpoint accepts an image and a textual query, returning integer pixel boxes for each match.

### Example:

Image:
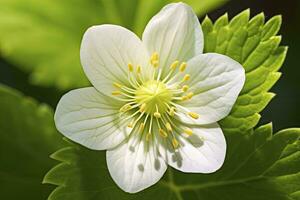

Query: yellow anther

[188,112,199,119]
[146,132,151,141]
[169,110,175,117]
[183,74,190,81]
[154,112,161,118]
[151,52,159,60]
[179,62,187,72]
[139,123,145,132]
[120,104,132,112]
[113,82,122,88]
[150,52,159,67]
[137,65,141,73]
[152,60,159,68]
[166,122,172,132]
[159,129,168,138]
[169,107,176,117]
[127,123,133,128]
[128,63,134,72]
[139,103,146,112]
[187,92,194,99]
[184,128,193,136]
[181,95,189,101]
[182,85,189,92]
[169,110,175,116]
[170,60,179,70]
[172,138,179,148]
[112,91,122,96]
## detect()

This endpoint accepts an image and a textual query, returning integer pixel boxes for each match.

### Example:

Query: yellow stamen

[169,110,175,116]
[181,96,189,101]
[154,112,161,118]
[169,110,175,117]
[179,62,187,72]
[184,128,193,136]
[152,60,159,68]
[159,129,168,138]
[187,92,194,99]
[182,85,189,92]
[128,63,134,72]
[112,91,121,96]
[127,122,133,128]
[172,138,179,148]
[183,74,190,81]
[139,123,145,132]
[137,65,141,73]
[188,112,199,119]
[150,52,159,67]
[113,82,122,88]
[166,122,172,132]
[139,103,146,112]
[169,107,176,117]
[146,132,151,141]
[120,104,132,112]
[170,60,179,70]
[151,52,159,60]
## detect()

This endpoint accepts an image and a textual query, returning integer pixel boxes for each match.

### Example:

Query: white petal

[54,87,130,150]
[177,53,245,124]
[80,25,150,96]
[164,123,226,173]
[107,132,167,193]
[142,2,203,78]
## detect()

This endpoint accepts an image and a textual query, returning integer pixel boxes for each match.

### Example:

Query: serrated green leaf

[202,11,287,134]
[0,85,64,199]
[43,123,300,200]
[262,15,282,41]
[0,0,228,90]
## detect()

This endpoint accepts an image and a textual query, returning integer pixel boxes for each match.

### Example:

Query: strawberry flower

[55,2,245,193]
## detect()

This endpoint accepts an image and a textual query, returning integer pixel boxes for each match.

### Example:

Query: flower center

[135,80,172,115]
[110,52,201,149]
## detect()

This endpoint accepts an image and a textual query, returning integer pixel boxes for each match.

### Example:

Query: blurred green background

[0,0,299,132]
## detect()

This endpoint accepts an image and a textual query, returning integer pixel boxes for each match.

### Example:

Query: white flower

[54,2,245,193]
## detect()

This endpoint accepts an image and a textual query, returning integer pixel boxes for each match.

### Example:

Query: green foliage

[42,10,298,200]
[0,85,64,199]
[44,124,300,200]
[0,0,228,90]
[202,11,287,134]
[0,5,295,199]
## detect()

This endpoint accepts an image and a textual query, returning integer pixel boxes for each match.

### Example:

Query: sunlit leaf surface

[0,0,228,89]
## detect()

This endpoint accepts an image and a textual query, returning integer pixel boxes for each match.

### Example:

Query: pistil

[111,53,200,149]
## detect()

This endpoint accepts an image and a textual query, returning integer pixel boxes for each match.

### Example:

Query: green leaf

[0,85,64,199]
[202,11,287,134]
[0,0,228,90]
[44,124,300,200]
[43,11,297,199]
